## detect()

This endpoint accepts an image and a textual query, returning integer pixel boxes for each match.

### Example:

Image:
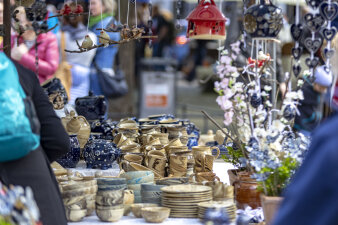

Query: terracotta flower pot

[260,194,283,225]
[231,171,261,209]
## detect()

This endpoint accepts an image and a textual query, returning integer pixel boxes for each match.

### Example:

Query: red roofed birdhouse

[186,0,226,40]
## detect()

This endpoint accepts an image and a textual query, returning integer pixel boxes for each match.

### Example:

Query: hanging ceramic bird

[73,5,84,14]
[14,0,35,7]
[257,50,270,61]
[99,31,110,46]
[132,26,144,39]
[60,4,72,15]
[121,24,133,40]
[81,35,93,49]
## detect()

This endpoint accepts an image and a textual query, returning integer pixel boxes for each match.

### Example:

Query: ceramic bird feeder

[186,0,227,40]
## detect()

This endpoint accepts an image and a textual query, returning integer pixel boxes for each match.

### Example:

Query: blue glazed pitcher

[57,135,81,168]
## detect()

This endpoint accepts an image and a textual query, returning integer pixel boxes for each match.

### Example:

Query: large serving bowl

[141,207,171,223]
[131,203,159,218]
[95,205,124,222]
[120,171,154,180]
[127,173,155,185]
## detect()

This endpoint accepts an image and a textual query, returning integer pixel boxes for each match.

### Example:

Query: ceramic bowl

[141,207,170,223]
[97,184,127,191]
[96,205,124,222]
[127,173,155,185]
[128,182,154,191]
[124,204,133,216]
[65,198,87,210]
[63,195,86,206]
[86,199,95,216]
[62,186,94,199]
[65,208,87,222]
[120,171,154,180]
[141,184,166,191]
[61,180,97,191]
[156,177,189,186]
[96,189,124,205]
[123,189,135,205]
[127,163,163,179]
[131,203,159,218]
[96,178,127,186]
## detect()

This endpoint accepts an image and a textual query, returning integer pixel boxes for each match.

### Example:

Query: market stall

[2,0,337,224]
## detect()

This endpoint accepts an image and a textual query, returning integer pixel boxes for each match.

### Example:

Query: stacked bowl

[95,178,126,222]
[141,183,166,204]
[120,171,154,203]
[60,179,97,222]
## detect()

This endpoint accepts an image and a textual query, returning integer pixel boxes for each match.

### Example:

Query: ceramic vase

[57,135,81,168]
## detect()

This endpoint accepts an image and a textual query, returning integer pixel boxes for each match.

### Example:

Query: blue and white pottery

[187,136,199,150]
[83,139,120,170]
[57,135,81,168]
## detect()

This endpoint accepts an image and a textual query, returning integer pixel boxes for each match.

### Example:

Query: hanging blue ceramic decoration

[290,0,303,77]
[303,0,325,78]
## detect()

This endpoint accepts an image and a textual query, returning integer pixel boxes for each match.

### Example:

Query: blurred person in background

[152,4,175,58]
[89,0,120,96]
[58,2,97,105]
[294,66,332,137]
[10,6,59,84]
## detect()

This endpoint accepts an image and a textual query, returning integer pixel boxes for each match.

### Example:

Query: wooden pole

[3,0,11,57]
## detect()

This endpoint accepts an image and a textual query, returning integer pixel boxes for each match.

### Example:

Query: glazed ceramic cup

[194,172,220,183]
[169,155,187,177]
[151,133,169,145]
[168,146,189,155]
[164,138,183,154]
[123,189,135,205]
[146,144,166,155]
[120,144,141,154]
[147,155,167,177]
[192,146,220,160]
[113,133,128,147]
[124,154,143,164]
[96,205,124,222]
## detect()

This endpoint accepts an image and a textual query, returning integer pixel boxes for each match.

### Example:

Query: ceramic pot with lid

[75,91,107,121]
[83,137,120,170]
[244,0,283,38]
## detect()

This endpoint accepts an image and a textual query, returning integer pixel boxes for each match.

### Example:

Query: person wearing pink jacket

[10,6,59,84]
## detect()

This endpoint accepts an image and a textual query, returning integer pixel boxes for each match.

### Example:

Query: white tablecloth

[69,215,203,225]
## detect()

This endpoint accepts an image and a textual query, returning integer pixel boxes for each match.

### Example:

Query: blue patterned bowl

[57,135,81,168]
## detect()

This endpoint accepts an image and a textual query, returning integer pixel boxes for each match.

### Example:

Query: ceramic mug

[168,146,189,155]
[145,137,162,146]
[113,133,128,147]
[194,172,220,183]
[120,144,141,154]
[165,138,183,155]
[120,138,137,147]
[192,146,220,160]
[147,155,166,177]
[124,154,143,165]
[151,133,169,145]
[169,155,187,177]
[145,144,166,155]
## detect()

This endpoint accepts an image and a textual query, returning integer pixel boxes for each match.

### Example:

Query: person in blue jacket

[272,112,338,225]
[89,0,120,96]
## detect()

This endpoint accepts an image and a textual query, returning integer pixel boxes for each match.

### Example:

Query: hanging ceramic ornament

[305,0,322,9]
[186,0,227,40]
[99,30,110,46]
[81,35,94,49]
[243,0,283,38]
[290,0,303,77]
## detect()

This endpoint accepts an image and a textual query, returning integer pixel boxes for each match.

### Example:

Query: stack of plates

[161,185,212,218]
[197,200,237,222]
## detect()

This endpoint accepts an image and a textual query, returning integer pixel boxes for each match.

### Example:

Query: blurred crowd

[0,0,178,106]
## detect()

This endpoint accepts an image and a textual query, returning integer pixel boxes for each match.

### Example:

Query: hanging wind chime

[186,0,226,40]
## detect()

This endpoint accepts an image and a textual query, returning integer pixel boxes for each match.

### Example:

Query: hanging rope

[86,0,91,33]
[127,0,130,26]
[118,0,121,23]
[100,0,103,30]
[135,0,137,28]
